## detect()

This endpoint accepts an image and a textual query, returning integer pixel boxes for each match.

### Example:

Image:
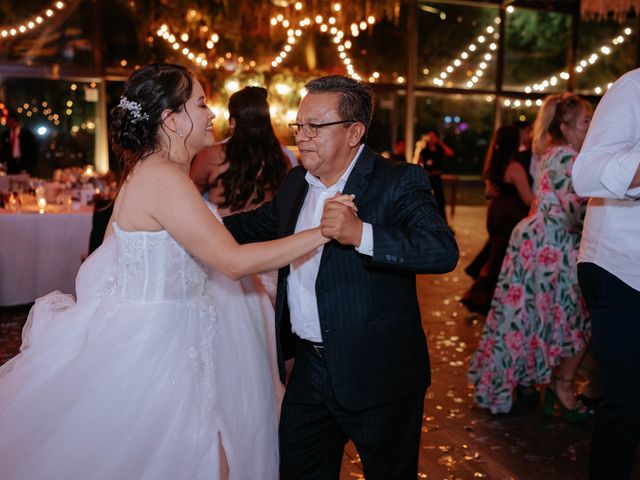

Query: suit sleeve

[222,200,279,244]
[369,164,458,274]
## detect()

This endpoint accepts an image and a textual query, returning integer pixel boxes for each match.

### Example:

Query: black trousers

[279,341,425,480]
[578,263,640,480]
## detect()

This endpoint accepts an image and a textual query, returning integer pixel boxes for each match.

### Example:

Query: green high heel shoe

[543,377,589,423]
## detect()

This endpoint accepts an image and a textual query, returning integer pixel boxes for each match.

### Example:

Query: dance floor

[2,205,638,479]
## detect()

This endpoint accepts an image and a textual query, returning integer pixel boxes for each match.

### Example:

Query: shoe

[464,265,480,280]
[460,297,489,316]
[543,377,589,423]
[516,385,540,406]
[576,393,604,413]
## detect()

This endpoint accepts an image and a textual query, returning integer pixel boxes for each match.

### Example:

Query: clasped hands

[320,192,362,247]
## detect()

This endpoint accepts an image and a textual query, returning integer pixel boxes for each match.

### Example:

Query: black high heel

[543,377,589,423]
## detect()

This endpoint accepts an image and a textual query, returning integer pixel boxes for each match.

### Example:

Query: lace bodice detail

[113,224,208,302]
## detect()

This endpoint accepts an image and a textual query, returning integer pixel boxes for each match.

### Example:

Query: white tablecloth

[0,209,92,306]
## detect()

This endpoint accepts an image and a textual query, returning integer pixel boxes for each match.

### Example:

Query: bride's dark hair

[110,63,194,181]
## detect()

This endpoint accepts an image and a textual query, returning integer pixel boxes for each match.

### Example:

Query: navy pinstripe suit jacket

[224,145,458,410]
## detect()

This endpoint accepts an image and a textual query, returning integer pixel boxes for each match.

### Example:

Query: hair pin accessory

[118,96,149,123]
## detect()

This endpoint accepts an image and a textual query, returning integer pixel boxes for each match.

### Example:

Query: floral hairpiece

[118,96,149,123]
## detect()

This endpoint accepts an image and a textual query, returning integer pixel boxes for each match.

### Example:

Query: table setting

[0,166,115,306]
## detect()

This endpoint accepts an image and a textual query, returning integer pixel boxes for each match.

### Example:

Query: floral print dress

[467,145,590,414]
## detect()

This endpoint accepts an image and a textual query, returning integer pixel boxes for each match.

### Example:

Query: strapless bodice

[113,224,208,302]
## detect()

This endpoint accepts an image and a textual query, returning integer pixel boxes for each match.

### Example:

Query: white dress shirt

[572,67,640,292]
[288,144,373,342]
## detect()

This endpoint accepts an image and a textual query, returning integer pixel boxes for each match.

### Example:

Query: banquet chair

[88,198,114,255]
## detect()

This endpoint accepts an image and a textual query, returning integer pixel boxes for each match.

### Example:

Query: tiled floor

[1,205,638,479]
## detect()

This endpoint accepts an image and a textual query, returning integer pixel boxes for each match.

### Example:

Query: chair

[88,198,114,255]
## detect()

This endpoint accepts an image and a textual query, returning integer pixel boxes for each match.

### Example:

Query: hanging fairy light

[16,98,63,127]
[523,26,633,93]
[156,14,257,72]
[156,24,208,68]
[1,1,66,39]
[268,15,310,69]
[432,20,500,87]
[268,11,374,81]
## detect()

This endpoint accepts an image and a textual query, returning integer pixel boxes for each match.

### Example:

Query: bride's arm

[149,166,327,280]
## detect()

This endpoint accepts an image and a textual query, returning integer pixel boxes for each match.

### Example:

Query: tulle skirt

[0,237,279,480]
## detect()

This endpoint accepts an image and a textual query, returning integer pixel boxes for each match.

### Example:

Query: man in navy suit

[224,75,458,479]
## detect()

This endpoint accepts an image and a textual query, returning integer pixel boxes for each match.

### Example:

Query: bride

[0,63,352,480]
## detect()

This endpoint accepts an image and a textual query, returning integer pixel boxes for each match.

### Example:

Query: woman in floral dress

[468,92,592,417]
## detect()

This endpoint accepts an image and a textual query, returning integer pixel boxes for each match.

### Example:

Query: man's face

[294,92,357,184]
[7,118,18,130]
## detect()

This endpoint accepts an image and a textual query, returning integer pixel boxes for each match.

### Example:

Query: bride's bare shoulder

[128,157,194,193]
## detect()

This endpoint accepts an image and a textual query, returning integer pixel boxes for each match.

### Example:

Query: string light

[269,11,376,81]
[268,15,308,68]
[16,98,63,127]
[501,97,543,110]
[432,20,500,87]
[156,24,208,68]
[1,1,66,39]
[156,15,257,72]
[523,26,633,93]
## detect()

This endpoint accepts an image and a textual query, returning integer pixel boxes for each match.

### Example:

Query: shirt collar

[305,144,365,191]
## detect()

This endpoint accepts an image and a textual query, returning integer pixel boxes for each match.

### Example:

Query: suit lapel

[318,145,376,271]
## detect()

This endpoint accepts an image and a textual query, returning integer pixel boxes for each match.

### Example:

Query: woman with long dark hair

[461,125,534,315]
[191,86,290,217]
[0,64,353,480]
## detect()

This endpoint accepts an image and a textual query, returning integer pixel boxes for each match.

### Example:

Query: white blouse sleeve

[573,69,640,200]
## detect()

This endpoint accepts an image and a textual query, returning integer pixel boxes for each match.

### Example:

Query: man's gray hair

[304,75,374,141]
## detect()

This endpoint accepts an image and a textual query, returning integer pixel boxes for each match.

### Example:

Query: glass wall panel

[503,7,572,93]
[574,18,637,95]
[416,3,499,90]
[0,1,96,68]
[0,77,99,177]
[413,92,494,175]
[342,11,408,85]
[369,89,401,156]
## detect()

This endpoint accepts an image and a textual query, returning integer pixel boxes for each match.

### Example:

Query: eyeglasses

[288,120,356,138]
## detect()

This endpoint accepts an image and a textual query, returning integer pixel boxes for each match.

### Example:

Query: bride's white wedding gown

[0,211,280,479]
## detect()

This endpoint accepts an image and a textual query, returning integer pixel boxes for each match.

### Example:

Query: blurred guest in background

[465,121,533,280]
[1,111,38,174]
[416,131,454,224]
[573,68,640,480]
[468,93,592,418]
[461,125,533,315]
[514,120,533,183]
[390,139,407,162]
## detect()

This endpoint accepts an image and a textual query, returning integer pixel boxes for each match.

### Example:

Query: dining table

[0,204,93,306]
